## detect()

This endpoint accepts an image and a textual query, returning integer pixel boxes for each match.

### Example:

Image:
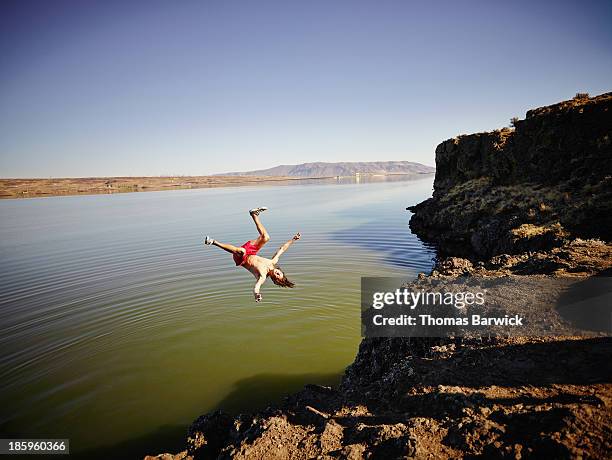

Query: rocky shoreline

[147,93,611,459]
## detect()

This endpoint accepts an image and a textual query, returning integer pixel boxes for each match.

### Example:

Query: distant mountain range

[217,161,435,177]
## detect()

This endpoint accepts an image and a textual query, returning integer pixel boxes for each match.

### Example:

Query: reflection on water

[0,176,435,457]
[285,173,433,186]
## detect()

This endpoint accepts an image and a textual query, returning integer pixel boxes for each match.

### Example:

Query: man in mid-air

[204,207,300,302]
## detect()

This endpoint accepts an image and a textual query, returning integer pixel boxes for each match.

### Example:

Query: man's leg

[249,209,270,248]
[211,239,244,255]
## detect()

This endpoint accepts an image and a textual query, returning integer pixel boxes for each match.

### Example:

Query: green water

[0,176,435,458]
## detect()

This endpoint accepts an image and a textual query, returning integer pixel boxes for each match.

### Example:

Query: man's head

[268,266,295,288]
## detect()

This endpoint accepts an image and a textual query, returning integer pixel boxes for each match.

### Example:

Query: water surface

[0,177,435,457]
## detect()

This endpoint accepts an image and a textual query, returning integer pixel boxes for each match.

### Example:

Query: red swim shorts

[233,240,260,266]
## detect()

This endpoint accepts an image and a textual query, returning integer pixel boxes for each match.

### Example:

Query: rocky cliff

[409,92,612,259]
[433,94,611,191]
[147,93,611,460]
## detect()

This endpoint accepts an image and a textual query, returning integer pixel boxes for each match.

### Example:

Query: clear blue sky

[0,0,611,178]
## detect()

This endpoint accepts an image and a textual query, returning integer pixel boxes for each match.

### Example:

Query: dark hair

[268,266,295,288]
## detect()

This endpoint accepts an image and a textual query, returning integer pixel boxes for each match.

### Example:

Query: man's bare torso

[242,254,274,279]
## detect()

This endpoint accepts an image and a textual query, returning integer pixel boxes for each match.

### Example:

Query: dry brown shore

[0,175,315,199]
[0,173,431,200]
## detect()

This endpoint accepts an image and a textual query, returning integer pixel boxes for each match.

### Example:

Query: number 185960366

[1,439,69,455]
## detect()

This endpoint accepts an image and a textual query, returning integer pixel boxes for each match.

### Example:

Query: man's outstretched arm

[271,232,300,264]
[253,274,266,302]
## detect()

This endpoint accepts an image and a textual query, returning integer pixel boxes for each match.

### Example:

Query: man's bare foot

[249,207,268,216]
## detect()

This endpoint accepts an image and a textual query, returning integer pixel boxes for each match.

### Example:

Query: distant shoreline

[0,172,434,200]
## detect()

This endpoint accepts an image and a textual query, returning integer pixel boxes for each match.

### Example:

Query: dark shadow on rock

[324,390,603,429]
[555,269,612,333]
[483,393,604,407]
[255,338,611,433]
[444,407,575,459]
[327,337,612,427]
[484,408,575,459]
[407,338,612,388]
[391,390,604,421]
